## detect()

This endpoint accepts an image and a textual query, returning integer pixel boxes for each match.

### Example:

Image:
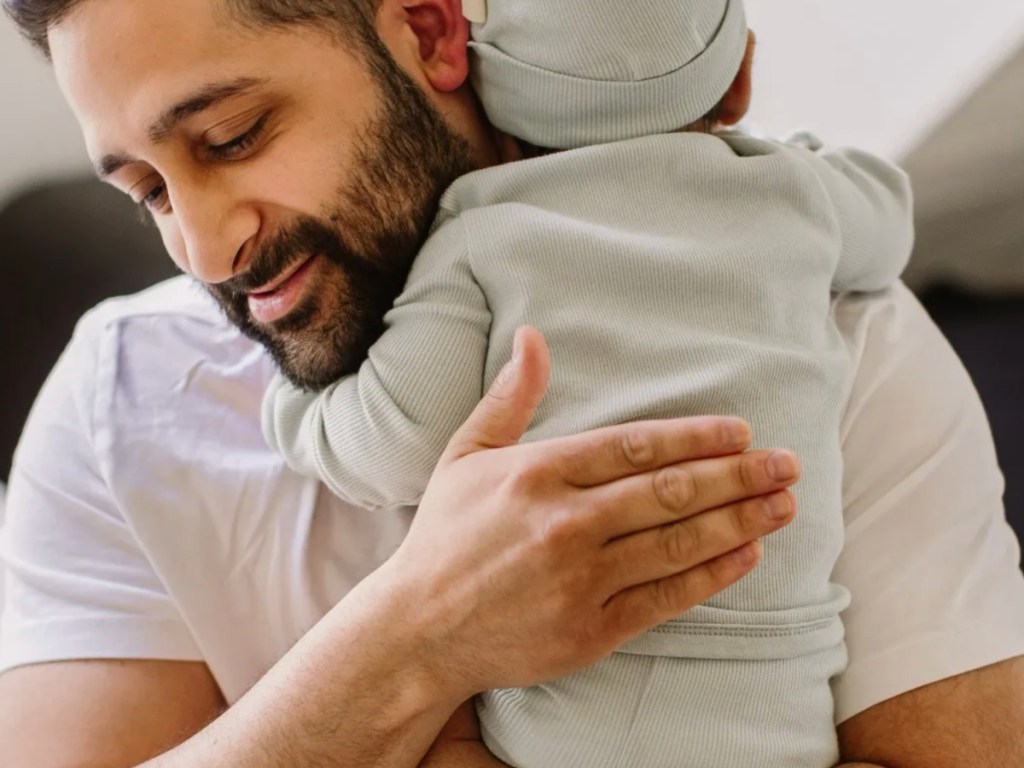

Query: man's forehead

[47,0,276,158]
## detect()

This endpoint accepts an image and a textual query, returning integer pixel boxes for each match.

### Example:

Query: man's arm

[829,285,1024,765]
[837,656,1024,767]
[0,328,800,767]
[0,661,225,768]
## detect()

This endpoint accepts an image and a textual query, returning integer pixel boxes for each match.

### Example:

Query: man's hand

[393,327,800,699]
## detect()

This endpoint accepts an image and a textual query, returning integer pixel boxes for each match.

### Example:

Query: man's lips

[247,255,318,325]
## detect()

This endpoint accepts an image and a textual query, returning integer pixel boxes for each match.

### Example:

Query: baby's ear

[402,0,472,92]
[718,31,757,127]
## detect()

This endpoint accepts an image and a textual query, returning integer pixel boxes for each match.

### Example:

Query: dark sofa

[1,178,1021,558]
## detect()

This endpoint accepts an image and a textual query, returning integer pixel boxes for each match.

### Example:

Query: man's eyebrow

[96,152,135,179]
[147,76,270,143]
[94,77,270,180]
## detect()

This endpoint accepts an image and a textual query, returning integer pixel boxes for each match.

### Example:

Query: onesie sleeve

[790,133,915,293]
[263,219,492,509]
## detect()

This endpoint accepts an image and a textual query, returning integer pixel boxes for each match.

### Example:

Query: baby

[263,1,914,766]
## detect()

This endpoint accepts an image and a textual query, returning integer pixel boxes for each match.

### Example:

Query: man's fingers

[590,449,801,540]
[602,541,763,638]
[600,491,795,592]
[442,327,551,463]
[546,416,755,488]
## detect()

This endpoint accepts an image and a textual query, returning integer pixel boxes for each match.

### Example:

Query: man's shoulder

[59,276,273,466]
[73,276,268,389]
[833,282,954,390]
[77,275,228,338]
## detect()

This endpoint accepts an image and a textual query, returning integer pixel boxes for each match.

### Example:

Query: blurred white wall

[745,0,1024,159]
[1,1,1024,207]
[0,20,90,207]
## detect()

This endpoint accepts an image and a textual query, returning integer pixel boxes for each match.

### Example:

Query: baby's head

[468,0,754,150]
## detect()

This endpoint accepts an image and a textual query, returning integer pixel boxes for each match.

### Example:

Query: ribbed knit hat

[467,0,748,149]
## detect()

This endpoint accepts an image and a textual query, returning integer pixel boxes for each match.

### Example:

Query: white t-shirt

[1,277,1022,725]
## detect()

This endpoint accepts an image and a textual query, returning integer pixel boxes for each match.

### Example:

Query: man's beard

[206,42,474,391]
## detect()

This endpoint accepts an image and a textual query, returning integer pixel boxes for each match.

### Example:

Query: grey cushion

[903,44,1024,295]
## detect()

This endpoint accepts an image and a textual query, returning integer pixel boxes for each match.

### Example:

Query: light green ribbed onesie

[264,130,913,768]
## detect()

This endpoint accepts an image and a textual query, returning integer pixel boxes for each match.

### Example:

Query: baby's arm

[791,133,915,293]
[263,219,491,509]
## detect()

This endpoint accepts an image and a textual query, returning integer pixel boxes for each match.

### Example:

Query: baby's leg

[478,642,847,768]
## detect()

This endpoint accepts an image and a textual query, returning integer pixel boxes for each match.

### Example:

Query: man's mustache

[212,218,347,298]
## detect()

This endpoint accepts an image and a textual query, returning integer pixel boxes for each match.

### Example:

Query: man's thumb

[443,326,551,461]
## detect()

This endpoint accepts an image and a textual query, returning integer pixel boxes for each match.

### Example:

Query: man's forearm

[146,562,464,768]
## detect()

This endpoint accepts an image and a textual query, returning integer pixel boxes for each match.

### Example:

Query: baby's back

[436,132,910,767]
[446,131,854,628]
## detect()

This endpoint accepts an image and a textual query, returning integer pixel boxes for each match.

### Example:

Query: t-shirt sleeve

[0,309,202,674]
[831,283,1024,724]
[263,218,492,509]
[789,133,915,293]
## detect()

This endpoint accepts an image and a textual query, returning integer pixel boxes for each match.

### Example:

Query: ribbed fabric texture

[479,643,848,768]
[264,131,914,767]
[468,0,748,148]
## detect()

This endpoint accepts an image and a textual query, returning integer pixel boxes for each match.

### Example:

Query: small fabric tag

[463,0,487,24]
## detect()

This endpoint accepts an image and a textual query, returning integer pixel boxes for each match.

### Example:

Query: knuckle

[618,429,657,470]
[706,552,741,585]
[534,506,582,554]
[736,453,762,492]
[652,466,698,515]
[552,583,604,655]
[654,575,692,616]
[567,615,600,656]
[663,521,702,565]
[736,497,768,536]
[556,446,591,485]
[504,458,547,497]
[608,598,643,640]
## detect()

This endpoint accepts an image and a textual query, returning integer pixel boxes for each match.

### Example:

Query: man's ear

[397,0,472,92]
[718,31,756,127]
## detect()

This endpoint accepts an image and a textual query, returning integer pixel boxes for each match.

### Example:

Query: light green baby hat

[466,0,748,149]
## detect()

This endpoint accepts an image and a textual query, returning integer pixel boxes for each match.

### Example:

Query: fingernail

[492,360,515,392]
[764,493,791,521]
[512,329,528,364]
[733,543,759,567]
[720,419,751,450]
[767,450,798,482]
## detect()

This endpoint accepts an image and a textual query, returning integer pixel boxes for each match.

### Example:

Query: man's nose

[172,180,260,285]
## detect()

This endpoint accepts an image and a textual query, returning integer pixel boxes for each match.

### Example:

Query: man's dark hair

[3,0,382,58]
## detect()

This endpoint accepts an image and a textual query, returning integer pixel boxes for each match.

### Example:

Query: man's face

[49,0,474,390]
